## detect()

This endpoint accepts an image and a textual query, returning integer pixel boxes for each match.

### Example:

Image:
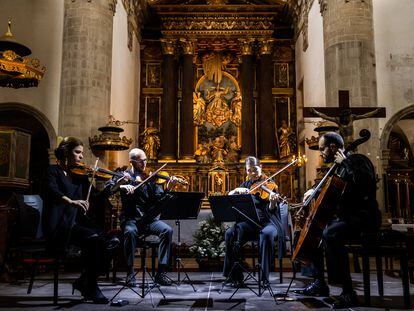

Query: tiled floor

[0,271,413,310]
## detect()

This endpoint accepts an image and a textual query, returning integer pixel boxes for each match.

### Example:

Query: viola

[249,176,287,203]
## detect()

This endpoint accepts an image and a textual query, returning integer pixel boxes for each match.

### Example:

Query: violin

[69,162,124,180]
[249,176,287,203]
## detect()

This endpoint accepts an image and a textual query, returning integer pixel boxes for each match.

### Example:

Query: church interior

[0,0,414,309]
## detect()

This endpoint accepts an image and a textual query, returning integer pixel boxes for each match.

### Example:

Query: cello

[292,129,371,264]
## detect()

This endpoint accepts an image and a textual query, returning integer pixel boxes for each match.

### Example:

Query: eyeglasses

[130,158,147,165]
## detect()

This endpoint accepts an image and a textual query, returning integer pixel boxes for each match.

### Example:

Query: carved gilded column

[239,39,255,158]
[179,38,196,160]
[160,39,178,160]
[257,39,274,160]
[59,0,115,162]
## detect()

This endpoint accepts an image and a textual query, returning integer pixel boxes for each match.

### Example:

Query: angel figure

[227,135,240,163]
[194,142,211,164]
[229,91,242,126]
[193,91,206,126]
[211,136,228,163]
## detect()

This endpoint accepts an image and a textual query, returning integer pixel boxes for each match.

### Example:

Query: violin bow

[249,153,307,193]
[133,163,168,191]
[86,157,99,202]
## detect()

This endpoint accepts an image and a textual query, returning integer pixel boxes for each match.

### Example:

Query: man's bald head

[129,148,146,160]
[129,148,147,172]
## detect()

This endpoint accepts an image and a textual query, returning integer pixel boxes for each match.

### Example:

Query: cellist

[223,156,285,287]
[296,132,381,308]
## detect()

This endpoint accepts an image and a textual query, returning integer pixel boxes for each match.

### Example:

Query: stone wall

[295,0,326,187]
[0,0,64,133]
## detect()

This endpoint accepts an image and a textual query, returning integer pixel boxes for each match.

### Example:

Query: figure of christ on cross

[303,90,386,146]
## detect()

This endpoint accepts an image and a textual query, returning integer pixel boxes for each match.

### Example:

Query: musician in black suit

[297,132,381,308]
[42,137,114,304]
[223,156,285,287]
[105,148,179,287]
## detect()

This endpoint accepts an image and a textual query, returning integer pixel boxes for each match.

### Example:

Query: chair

[5,194,60,305]
[346,230,411,308]
[110,234,164,306]
[108,232,159,282]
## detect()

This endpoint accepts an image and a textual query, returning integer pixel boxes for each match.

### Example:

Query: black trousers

[312,219,362,292]
[223,221,277,282]
[123,219,173,271]
[70,223,108,285]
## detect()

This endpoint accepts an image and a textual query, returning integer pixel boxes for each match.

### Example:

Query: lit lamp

[0,20,46,88]
[89,115,133,151]
[305,121,338,150]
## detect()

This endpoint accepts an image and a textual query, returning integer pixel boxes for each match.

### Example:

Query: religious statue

[148,66,157,86]
[310,107,382,145]
[278,120,295,158]
[205,85,231,127]
[211,135,227,163]
[140,120,161,162]
[194,142,211,164]
[227,135,240,163]
[229,91,242,126]
[403,148,410,161]
[193,91,206,126]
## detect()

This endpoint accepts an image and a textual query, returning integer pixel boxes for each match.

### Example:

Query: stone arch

[0,102,57,149]
[0,102,57,192]
[380,105,414,154]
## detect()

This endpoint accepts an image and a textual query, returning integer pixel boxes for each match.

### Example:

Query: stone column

[160,39,178,160]
[320,0,378,156]
[59,0,115,162]
[239,39,256,158]
[179,39,196,161]
[257,39,274,160]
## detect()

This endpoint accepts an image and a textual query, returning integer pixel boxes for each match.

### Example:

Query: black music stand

[160,191,204,291]
[209,194,274,299]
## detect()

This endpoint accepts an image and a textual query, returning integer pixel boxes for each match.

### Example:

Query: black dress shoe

[84,285,109,304]
[155,272,173,286]
[295,279,330,297]
[331,291,358,309]
[125,274,137,287]
[72,276,86,295]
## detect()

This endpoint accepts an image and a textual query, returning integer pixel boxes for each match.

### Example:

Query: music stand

[209,194,273,299]
[160,191,204,291]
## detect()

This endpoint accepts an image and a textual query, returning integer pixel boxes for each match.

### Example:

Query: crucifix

[303,90,386,146]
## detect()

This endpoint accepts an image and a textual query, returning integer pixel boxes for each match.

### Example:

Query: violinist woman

[105,148,180,287]
[296,132,381,308]
[42,137,117,303]
[223,156,285,287]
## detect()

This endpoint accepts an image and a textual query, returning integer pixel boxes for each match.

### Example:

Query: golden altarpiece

[138,0,299,203]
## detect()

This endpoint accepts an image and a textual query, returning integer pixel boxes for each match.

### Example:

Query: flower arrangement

[189,216,227,262]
